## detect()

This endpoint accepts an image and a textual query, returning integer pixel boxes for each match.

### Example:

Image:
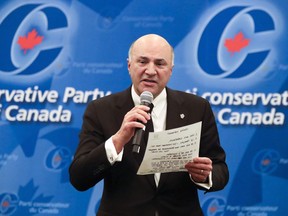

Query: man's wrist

[105,136,123,164]
[112,134,124,154]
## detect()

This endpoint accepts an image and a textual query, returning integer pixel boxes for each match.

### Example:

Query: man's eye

[155,61,166,66]
[138,60,147,64]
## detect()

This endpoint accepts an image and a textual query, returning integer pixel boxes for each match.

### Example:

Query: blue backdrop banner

[0,0,287,215]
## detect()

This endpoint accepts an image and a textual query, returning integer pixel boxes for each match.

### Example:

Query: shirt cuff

[191,171,213,190]
[105,136,124,164]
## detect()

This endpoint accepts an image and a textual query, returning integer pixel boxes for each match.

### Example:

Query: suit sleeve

[199,100,229,192]
[69,100,112,191]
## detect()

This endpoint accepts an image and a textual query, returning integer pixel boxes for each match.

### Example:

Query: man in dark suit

[69,34,229,216]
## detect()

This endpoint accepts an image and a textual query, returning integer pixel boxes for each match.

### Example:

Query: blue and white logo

[0,3,68,76]
[197,5,277,78]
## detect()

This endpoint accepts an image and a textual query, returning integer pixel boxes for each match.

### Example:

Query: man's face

[128,35,173,98]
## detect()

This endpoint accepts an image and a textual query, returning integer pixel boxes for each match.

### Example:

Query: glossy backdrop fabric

[0,0,287,215]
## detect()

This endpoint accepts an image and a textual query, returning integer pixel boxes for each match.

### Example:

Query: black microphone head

[140,91,153,106]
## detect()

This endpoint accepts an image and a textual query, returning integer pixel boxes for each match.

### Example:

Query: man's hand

[185,157,212,183]
[112,105,151,153]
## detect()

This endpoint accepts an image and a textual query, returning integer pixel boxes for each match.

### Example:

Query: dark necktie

[144,103,154,142]
[136,103,154,163]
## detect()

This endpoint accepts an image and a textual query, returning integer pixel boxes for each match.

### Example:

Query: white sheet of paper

[137,121,202,175]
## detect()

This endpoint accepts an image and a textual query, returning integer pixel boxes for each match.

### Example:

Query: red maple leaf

[18,29,44,54]
[224,32,250,55]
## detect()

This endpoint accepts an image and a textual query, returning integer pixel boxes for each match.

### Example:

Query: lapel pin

[180,114,185,119]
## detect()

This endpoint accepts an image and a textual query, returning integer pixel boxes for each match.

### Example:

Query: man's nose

[145,63,157,75]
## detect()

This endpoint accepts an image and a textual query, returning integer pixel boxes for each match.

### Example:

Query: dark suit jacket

[69,87,229,216]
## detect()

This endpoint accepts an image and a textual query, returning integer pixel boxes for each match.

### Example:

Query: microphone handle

[132,128,145,153]
[131,100,152,153]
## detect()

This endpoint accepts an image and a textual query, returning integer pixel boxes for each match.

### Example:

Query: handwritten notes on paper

[137,121,202,175]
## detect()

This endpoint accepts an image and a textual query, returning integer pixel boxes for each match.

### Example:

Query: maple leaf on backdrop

[18,29,44,54]
[224,32,250,55]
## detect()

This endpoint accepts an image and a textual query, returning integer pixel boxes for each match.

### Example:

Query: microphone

[132,91,153,153]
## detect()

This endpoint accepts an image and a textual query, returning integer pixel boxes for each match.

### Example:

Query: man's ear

[127,58,131,74]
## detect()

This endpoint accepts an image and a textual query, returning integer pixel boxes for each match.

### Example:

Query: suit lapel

[114,87,134,126]
[165,88,186,130]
